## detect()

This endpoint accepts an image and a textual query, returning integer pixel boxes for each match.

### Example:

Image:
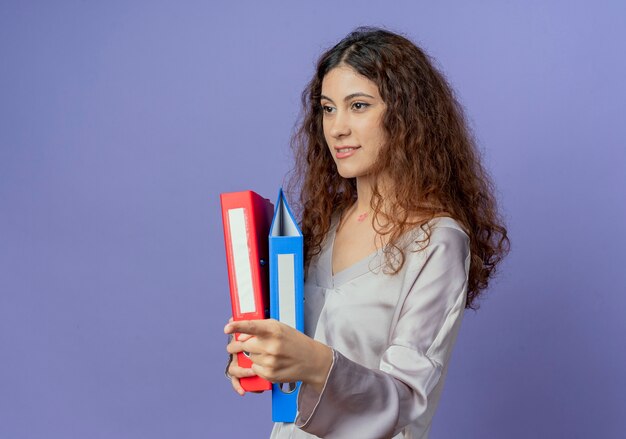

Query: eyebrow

[320,92,375,103]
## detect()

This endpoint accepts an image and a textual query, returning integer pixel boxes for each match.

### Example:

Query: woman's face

[320,65,386,179]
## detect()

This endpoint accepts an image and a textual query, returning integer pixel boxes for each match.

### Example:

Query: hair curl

[286,26,510,310]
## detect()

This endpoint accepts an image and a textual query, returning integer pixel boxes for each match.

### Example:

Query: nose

[328,110,351,138]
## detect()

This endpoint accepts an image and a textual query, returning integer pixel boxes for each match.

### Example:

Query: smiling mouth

[335,146,360,153]
[334,146,360,159]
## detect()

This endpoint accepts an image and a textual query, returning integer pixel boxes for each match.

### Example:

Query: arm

[295,227,470,438]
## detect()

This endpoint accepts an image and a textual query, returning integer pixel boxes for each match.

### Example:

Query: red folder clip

[220,190,273,392]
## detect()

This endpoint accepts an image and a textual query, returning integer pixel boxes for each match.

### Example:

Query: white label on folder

[228,208,255,314]
[277,253,296,328]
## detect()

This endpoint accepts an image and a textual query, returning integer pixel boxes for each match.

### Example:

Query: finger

[227,338,262,357]
[228,363,257,379]
[250,363,273,383]
[225,318,233,330]
[226,340,247,355]
[238,336,264,358]
[230,376,245,396]
[224,319,276,337]
[237,333,253,342]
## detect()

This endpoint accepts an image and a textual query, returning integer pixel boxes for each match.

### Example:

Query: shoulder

[404,217,470,265]
[428,217,470,246]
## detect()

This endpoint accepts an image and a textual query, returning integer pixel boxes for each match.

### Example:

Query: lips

[334,145,360,159]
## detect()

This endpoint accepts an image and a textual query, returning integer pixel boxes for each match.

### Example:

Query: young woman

[224,27,509,438]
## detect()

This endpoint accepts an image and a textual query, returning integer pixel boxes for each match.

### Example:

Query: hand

[225,317,261,396]
[224,319,333,393]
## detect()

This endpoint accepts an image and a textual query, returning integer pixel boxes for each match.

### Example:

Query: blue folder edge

[269,188,304,423]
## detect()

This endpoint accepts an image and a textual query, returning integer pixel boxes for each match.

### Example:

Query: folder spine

[269,188,305,422]
[220,190,273,392]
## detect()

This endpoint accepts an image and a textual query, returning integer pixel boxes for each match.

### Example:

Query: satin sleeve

[295,226,470,438]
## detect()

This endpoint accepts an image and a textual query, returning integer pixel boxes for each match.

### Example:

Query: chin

[336,168,359,179]
[335,164,370,179]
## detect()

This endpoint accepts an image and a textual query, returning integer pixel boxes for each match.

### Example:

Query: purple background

[1,1,625,438]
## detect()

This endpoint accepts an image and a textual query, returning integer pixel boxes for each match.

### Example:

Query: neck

[354,173,390,214]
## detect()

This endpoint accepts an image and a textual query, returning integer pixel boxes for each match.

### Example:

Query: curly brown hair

[286,26,510,310]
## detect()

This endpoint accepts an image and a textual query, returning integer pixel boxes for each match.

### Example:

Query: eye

[321,104,335,114]
[352,102,370,111]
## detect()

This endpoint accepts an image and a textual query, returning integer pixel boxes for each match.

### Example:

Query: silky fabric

[270,216,470,439]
